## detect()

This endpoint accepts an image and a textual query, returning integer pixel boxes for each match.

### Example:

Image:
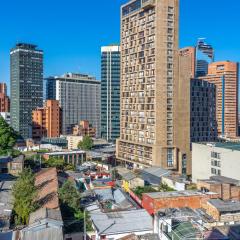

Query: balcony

[142,0,155,9]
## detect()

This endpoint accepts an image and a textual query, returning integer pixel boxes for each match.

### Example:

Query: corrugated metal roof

[0,179,15,231]
[142,167,171,177]
[91,209,152,235]
[0,232,13,240]
[141,167,171,185]
[94,188,114,202]
[208,199,240,213]
[21,227,64,240]
[122,172,138,181]
[113,189,133,209]
[29,208,62,225]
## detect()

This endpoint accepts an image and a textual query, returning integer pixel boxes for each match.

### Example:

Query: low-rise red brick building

[197,176,240,201]
[32,100,61,141]
[142,190,219,215]
[205,199,240,223]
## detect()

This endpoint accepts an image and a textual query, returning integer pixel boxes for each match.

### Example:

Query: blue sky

[0,0,239,90]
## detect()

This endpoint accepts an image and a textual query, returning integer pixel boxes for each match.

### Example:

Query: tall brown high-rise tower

[201,61,239,138]
[117,0,180,171]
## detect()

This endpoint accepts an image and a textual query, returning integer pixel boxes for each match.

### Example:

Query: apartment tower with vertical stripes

[117,0,182,171]
[101,45,121,141]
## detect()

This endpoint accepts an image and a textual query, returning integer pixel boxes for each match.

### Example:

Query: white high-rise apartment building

[54,73,101,137]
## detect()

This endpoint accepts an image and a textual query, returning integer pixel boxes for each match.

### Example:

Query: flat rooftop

[144,190,216,199]
[208,199,240,213]
[0,177,15,231]
[44,150,85,155]
[198,142,240,151]
[142,167,171,177]
[199,176,240,186]
[0,180,14,216]
[157,207,215,223]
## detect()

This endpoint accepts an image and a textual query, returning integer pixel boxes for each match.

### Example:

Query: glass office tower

[44,77,56,100]
[10,43,43,139]
[101,45,121,141]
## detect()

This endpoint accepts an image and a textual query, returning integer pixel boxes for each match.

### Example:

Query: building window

[182,154,187,175]
[211,151,221,159]
[211,160,221,167]
[167,148,174,167]
[211,168,217,175]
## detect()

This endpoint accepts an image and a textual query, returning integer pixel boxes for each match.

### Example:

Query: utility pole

[84,210,87,240]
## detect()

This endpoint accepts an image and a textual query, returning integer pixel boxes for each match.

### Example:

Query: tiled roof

[35,168,59,209]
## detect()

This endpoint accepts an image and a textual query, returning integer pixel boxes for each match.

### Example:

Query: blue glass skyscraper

[44,77,56,100]
[101,45,120,141]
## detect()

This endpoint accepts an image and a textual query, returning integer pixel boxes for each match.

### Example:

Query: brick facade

[197,179,240,201]
[142,191,218,215]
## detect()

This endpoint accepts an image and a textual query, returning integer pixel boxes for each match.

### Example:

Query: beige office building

[66,135,83,150]
[116,0,181,171]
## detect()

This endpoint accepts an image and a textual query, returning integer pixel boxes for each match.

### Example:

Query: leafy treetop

[0,116,17,154]
[12,168,38,225]
[77,136,93,151]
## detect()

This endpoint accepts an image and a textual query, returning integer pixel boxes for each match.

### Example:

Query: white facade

[55,73,101,137]
[101,46,120,53]
[192,142,240,183]
[66,135,83,150]
[0,112,10,125]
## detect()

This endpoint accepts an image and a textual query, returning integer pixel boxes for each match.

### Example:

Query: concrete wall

[162,176,186,191]
[192,143,240,183]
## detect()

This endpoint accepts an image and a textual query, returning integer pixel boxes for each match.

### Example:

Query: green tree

[0,117,17,155]
[43,157,65,170]
[77,136,93,150]
[59,181,94,233]
[133,186,157,199]
[43,157,75,171]
[12,168,38,225]
[59,180,81,211]
[158,183,175,192]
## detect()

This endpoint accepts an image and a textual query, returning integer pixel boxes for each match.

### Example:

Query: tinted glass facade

[196,59,208,77]
[101,46,120,141]
[44,77,56,100]
[10,43,43,139]
[190,79,217,142]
